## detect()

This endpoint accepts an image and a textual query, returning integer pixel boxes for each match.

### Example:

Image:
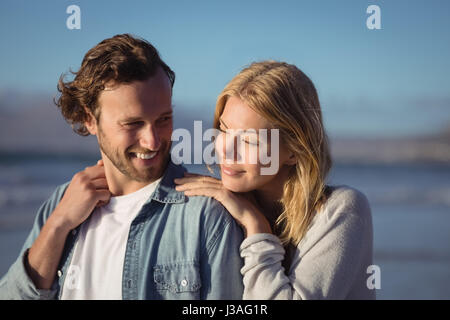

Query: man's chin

[132,171,161,183]
[127,156,169,182]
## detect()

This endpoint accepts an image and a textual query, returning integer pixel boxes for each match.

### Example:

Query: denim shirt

[0,161,244,300]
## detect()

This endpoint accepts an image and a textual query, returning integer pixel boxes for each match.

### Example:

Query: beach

[1,155,450,299]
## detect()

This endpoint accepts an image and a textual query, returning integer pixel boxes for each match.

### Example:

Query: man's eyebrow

[120,109,173,123]
[159,110,173,117]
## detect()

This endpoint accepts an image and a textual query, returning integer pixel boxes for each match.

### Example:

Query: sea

[0,154,449,299]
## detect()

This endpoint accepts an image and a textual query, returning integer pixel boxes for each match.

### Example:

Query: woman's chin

[222,177,255,193]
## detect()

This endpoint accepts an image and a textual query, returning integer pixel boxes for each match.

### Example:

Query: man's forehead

[103,67,171,91]
[99,74,171,99]
[97,82,172,118]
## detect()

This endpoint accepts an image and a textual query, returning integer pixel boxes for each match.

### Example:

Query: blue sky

[1,0,449,137]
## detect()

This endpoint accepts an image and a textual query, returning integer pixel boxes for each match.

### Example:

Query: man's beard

[97,127,171,183]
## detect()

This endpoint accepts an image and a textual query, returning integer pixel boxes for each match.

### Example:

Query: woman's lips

[221,165,245,176]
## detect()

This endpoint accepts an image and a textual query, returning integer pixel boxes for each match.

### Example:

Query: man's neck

[108,175,153,197]
[102,160,163,197]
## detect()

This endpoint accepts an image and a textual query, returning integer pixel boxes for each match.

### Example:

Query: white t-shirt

[60,178,161,300]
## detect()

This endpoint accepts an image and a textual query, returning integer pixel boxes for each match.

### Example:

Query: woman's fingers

[176,173,271,236]
[183,187,221,199]
[175,173,228,204]
[183,172,200,177]
[184,172,220,181]
[175,180,222,192]
[174,175,221,186]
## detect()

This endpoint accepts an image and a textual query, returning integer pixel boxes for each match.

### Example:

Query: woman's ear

[84,107,98,135]
[285,153,297,166]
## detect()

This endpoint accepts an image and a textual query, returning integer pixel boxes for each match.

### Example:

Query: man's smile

[130,151,158,160]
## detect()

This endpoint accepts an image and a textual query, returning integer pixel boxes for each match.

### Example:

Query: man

[0,34,244,299]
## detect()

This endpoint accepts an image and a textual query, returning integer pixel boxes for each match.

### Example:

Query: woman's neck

[253,165,292,226]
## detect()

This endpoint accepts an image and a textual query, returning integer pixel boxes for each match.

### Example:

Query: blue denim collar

[148,160,187,204]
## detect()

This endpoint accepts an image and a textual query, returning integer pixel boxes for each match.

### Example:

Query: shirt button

[57,270,63,278]
[181,279,188,287]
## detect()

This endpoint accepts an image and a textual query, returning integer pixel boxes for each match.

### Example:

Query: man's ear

[84,107,98,135]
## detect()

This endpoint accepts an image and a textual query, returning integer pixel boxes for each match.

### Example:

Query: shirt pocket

[153,262,202,299]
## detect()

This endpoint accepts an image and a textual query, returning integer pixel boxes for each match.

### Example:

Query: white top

[60,178,161,300]
[240,185,375,300]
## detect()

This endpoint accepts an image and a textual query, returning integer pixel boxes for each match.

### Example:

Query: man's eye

[125,121,143,127]
[158,116,172,123]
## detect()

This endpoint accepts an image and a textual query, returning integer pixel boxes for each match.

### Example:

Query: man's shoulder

[181,195,234,227]
[48,181,71,204]
[54,181,71,198]
[178,195,243,254]
[160,162,235,227]
[37,181,71,221]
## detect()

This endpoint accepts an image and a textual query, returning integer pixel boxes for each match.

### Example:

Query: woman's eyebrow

[219,118,228,128]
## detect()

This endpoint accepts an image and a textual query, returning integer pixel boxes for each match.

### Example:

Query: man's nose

[140,125,161,150]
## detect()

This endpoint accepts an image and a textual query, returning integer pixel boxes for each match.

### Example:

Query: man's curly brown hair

[55,33,175,136]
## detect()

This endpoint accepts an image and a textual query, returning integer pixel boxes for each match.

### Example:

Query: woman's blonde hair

[214,61,332,245]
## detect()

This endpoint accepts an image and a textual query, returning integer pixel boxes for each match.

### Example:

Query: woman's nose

[216,131,238,163]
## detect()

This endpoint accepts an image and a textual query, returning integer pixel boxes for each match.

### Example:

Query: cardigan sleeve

[239,186,374,300]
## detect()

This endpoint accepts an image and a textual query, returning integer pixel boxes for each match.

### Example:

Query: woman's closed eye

[219,127,259,145]
[240,134,259,146]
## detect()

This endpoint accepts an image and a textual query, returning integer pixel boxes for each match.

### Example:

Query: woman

[174,61,375,299]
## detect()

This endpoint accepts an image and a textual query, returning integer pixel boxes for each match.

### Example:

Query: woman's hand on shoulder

[174,172,272,237]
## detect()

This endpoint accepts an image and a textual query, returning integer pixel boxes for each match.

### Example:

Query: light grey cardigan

[240,185,375,300]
